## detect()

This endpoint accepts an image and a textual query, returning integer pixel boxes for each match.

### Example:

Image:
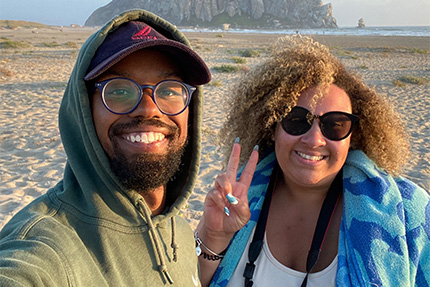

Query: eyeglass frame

[281,106,359,141]
[94,77,196,116]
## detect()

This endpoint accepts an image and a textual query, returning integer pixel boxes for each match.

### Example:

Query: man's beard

[108,119,187,194]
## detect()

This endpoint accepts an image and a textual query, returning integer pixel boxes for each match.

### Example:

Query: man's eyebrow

[106,70,129,77]
[102,70,182,80]
[159,71,183,79]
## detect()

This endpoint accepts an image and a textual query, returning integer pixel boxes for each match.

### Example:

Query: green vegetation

[39,41,79,49]
[393,80,406,87]
[213,64,240,73]
[231,56,246,64]
[408,48,429,54]
[397,75,430,85]
[215,33,223,38]
[335,49,359,59]
[41,42,61,48]
[0,20,49,29]
[69,50,79,57]
[63,41,79,49]
[238,49,260,57]
[371,47,393,53]
[0,39,30,49]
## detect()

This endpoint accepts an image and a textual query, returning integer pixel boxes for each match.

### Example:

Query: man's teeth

[125,132,165,143]
[297,151,324,161]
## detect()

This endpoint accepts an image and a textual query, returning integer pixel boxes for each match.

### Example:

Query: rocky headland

[85,0,337,29]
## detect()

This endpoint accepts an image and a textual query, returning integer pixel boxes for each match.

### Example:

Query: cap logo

[132,26,157,41]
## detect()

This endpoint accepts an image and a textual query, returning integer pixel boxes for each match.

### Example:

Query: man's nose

[128,89,163,118]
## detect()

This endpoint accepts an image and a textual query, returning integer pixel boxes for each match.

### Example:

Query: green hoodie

[0,10,204,286]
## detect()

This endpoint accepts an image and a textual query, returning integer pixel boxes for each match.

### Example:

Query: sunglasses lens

[102,79,140,114]
[281,107,357,141]
[281,107,312,135]
[320,113,353,141]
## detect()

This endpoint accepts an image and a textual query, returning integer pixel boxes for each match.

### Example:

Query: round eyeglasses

[281,106,359,141]
[94,77,196,116]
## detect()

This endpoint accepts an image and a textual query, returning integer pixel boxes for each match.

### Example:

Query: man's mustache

[109,118,178,136]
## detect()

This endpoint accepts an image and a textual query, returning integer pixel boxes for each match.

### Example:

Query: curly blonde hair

[218,36,410,175]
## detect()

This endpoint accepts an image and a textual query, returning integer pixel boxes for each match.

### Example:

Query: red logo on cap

[132,26,157,40]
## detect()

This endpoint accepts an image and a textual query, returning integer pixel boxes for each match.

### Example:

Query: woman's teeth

[297,151,324,161]
[125,132,165,143]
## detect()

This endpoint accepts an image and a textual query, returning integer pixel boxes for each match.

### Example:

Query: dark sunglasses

[281,106,359,141]
[94,77,196,116]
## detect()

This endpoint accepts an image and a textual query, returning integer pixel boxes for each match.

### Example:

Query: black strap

[244,164,343,287]
[243,162,279,287]
[301,169,342,286]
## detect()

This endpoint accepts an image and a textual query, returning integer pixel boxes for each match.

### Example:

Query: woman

[195,36,429,287]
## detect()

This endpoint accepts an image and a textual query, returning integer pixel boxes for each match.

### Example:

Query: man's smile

[124,132,166,144]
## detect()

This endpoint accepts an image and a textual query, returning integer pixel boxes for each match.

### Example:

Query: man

[0,10,210,286]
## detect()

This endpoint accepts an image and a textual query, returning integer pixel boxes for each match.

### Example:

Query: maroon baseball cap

[84,21,211,85]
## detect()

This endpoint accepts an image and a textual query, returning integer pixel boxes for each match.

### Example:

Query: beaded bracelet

[201,250,227,261]
[194,232,227,261]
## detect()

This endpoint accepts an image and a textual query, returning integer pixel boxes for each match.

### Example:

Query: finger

[214,175,242,215]
[224,194,251,225]
[226,139,241,182]
[213,174,232,200]
[238,147,259,188]
[206,184,227,211]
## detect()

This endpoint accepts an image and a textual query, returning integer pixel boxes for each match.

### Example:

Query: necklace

[243,162,343,287]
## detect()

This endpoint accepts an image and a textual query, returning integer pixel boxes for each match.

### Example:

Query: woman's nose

[300,121,326,147]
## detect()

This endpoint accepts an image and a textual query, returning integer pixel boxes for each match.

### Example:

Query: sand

[0,26,429,230]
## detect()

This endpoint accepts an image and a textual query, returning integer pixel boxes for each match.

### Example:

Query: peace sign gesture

[200,139,259,237]
[196,140,258,286]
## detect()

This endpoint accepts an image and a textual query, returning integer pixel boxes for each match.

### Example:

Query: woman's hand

[202,141,259,237]
[196,141,259,287]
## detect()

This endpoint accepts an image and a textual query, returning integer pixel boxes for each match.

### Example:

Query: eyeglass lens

[100,78,190,115]
[281,106,357,141]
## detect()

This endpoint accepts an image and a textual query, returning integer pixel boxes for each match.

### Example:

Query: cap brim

[84,39,210,86]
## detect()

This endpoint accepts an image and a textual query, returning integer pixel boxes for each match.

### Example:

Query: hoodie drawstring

[137,198,175,284]
[171,217,178,262]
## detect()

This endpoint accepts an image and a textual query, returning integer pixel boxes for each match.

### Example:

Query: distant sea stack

[357,18,365,28]
[85,0,337,29]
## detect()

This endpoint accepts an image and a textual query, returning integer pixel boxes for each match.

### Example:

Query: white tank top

[226,231,337,287]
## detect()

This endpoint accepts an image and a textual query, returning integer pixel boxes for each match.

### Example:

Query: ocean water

[183,26,430,37]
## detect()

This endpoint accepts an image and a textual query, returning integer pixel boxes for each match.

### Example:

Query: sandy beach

[0,26,429,230]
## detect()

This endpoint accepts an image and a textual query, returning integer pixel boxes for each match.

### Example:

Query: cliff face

[85,0,337,28]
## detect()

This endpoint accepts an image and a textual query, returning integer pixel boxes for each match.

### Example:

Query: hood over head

[84,20,210,85]
[58,9,209,226]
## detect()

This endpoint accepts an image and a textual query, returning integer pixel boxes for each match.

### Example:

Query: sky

[0,0,429,27]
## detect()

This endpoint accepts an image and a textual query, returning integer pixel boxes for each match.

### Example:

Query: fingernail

[224,207,230,216]
[226,193,238,205]
[235,137,240,144]
[253,145,259,151]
